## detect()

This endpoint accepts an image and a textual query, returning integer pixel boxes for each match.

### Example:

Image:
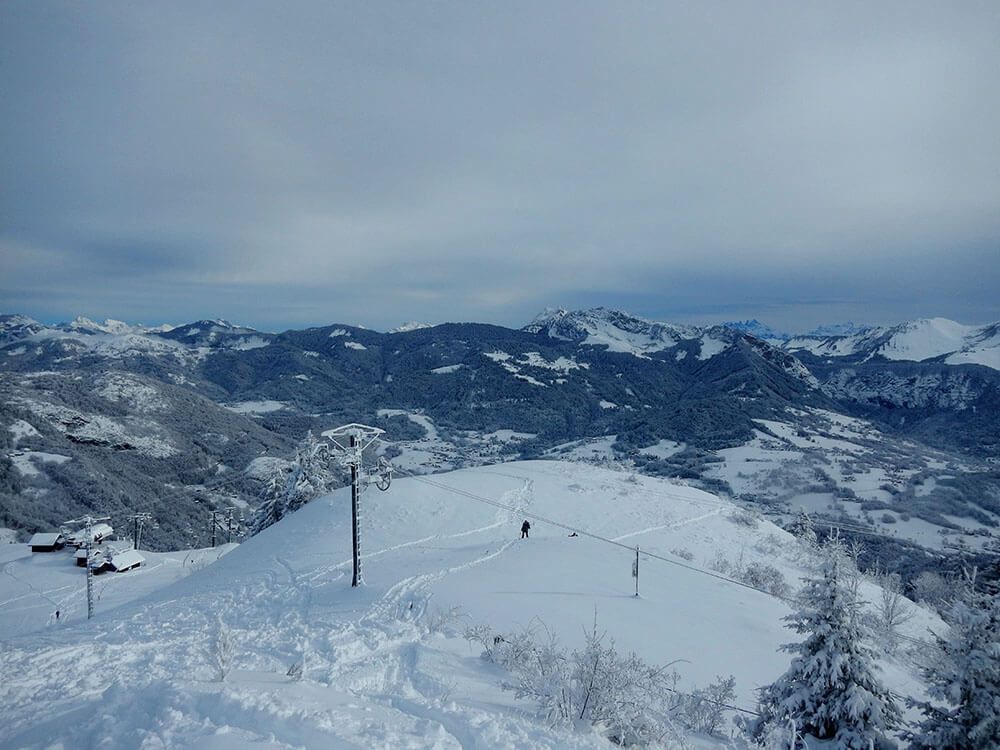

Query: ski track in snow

[611,507,725,542]
[0,464,939,749]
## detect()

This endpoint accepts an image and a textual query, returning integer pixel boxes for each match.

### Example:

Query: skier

[520,520,531,539]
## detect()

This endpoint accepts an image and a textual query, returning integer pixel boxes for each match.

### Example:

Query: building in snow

[66,523,114,547]
[106,548,144,573]
[74,546,106,568]
[28,533,65,552]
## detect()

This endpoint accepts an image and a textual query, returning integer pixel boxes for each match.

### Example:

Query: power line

[392,466,938,650]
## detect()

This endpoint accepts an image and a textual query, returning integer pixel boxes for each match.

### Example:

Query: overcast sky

[2,2,998,333]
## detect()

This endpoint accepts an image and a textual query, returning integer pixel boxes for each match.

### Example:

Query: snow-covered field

[707,408,999,552]
[0,461,939,749]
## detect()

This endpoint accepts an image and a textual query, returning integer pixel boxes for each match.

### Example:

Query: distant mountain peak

[721,319,790,341]
[389,321,432,333]
[803,322,871,338]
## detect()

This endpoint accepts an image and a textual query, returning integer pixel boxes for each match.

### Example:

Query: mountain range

[2,308,997,581]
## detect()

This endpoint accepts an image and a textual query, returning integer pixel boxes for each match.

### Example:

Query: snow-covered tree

[755,557,901,749]
[790,510,817,546]
[906,587,1000,749]
[248,432,339,535]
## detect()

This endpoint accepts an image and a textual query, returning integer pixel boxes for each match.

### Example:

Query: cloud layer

[2,2,998,331]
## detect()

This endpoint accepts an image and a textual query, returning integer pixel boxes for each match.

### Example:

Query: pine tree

[756,557,901,749]
[906,587,1000,749]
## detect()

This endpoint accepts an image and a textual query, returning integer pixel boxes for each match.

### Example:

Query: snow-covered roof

[108,549,144,570]
[28,533,62,546]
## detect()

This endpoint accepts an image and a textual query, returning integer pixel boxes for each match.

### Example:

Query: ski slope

[0,461,938,749]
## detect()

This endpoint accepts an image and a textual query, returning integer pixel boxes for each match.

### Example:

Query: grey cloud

[1,1,998,332]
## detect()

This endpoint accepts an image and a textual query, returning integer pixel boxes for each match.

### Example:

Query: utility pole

[632,546,640,598]
[66,514,110,619]
[209,509,240,547]
[322,424,393,587]
[350,433,360,586]
[126,512,153,550]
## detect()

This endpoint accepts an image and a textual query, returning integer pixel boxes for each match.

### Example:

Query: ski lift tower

[66,514,110,619]
[322,424,393,587]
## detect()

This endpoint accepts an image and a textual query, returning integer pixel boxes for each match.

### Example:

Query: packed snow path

[0,461,938,749]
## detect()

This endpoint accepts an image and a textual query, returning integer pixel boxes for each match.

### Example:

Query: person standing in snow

[520,520,531,539]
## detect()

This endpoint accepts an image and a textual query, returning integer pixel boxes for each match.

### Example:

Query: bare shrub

[731,509,760,529]
[685,674,737,736]
[465,617,690,746]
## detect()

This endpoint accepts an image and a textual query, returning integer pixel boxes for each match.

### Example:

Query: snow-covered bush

[210,619,234,682]
[685,674,737,736]
[867,567,913,653]
[731,509,760,529]
[905,585,1000,749]
[754,558,900,749]
[708,553,790,598]
[670,547,695,561]
[740,562,791,599]
[912,571,952,612]
[465,618,689,746]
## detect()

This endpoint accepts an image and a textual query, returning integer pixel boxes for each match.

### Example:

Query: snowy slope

[0,461,939,749]
[786,318,1000,370]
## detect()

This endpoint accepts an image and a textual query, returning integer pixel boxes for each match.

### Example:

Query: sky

[2,1,998,334]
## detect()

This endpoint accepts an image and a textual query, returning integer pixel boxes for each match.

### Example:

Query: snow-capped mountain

[525,307,818,389]
[0,314,46,344]
[388,321,433,333]
[786,317,1000,371]
[722,319,790,342]
[525,307,701,355]
[2,308,997,564]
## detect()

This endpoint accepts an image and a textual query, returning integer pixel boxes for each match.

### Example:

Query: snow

[8,450,71,477]
[880,318,974,362]
[389,321,432,333]
[8,419,40,445]
[0,461,939,749]
[431,363,465,374]
[6,345,26,356]
[108,548,145,571]
[20,404,183,456]
[344,341,368,350]
[598,400,617,409]
[27,533,62,547]
[223,400,289,415]
[545,436,618,461]
[518,351,588,373]
[786,317,1000,371]
[328,328,348,338]
[293,374,311,381]
[697,335,729,360]
[226,335,270,351]
[97,373,168,412]
[639,439,685,459]
[483,351,548,386]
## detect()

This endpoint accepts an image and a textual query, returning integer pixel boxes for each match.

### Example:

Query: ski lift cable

[392,467,936,648]
[393,467,804,599]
